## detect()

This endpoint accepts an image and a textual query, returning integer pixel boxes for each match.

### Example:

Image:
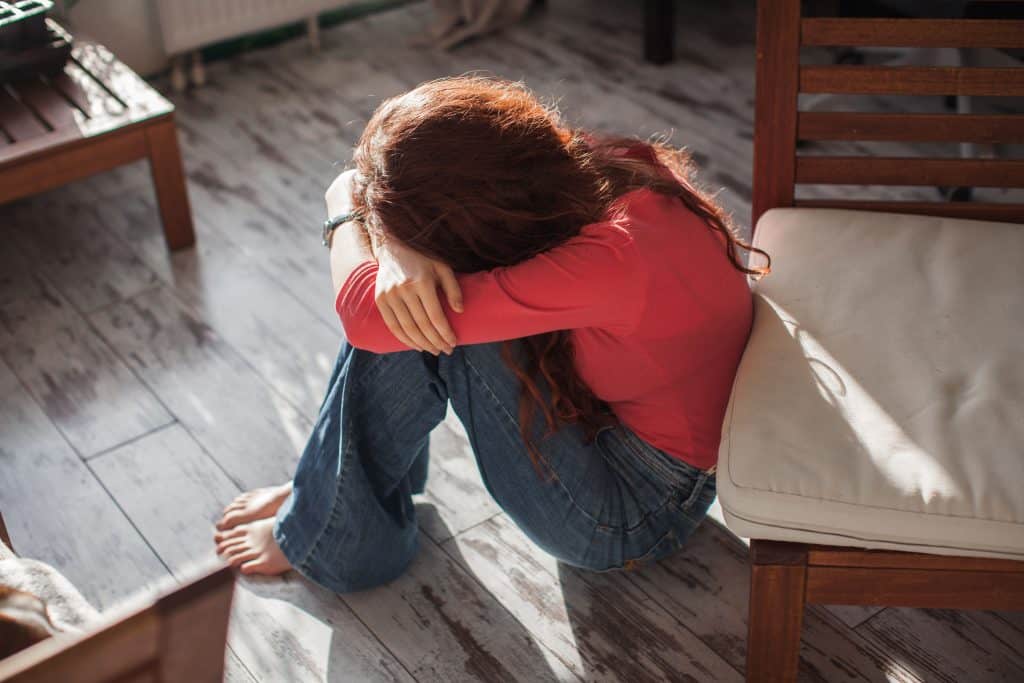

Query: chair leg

[145,117,196,251]
[643,0,674,64]
[0,510,12,552]
[746,540,808,683]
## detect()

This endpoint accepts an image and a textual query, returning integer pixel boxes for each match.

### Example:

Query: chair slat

[797,112,1024,143]
[794,198,1024,222]
[795,156,1024,187]
[800,66,1024,96]
[807,567,1024,611]
[752,0,802,226]
[801,18,1024,48]
[808,547,1024,571]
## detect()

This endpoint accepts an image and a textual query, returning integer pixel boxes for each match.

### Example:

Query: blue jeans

[273,340,716,593]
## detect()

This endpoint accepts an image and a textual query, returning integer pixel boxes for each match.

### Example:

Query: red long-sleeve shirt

[336,188,753,470]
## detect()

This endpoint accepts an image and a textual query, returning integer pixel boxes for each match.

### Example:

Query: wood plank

[797,112,1024,144]
[90,425,413,683]
[12,79,79,132]
[801,18,1024,48]
[795,156,1024,188]
[807,567,1024,610]
[1,312,173,457]
[444,512,743,681]
[799,66,1024,96]
[48,68,101,118]
[0,359,169,609]
[825,605,886,629]
[6,197,160,314]
[342,529,578,681]
[89,286,305,489]
[0,126,149,203]
[793,198,1024,223]
[752,0,800,225]
[0,88,48,142]
[624,522,922,680]
[858,608,1024,683]
[0,608,160,683]
[809,548,1024,573]
[71,43,172,125]
[0,235,78,352]
[155,566,235,683]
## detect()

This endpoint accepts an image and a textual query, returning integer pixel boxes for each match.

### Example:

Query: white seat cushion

[718,208,1024,559]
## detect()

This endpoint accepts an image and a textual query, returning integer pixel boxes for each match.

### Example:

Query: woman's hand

[375,238,463,355]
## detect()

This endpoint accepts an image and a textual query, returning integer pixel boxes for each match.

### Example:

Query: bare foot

[214,518,292,576]
[216,483,292,530]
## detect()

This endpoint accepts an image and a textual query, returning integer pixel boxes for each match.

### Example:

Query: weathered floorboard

[856,608,1024,683]
[89,286,304,488]
[1,311,172,457]
[90,423,413,683]
[343,524,578,682]
[624,522,916,682]
[0,359,168,609]
[446,512,743,682]
[7,199,160,314]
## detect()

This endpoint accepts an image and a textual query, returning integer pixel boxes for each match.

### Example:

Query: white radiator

[155,0,359,54]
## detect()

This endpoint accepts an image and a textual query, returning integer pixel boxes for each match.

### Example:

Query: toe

[217,538,248,556]
[225,548,259,568]
[213,527,245,542]
[239,558,265,575]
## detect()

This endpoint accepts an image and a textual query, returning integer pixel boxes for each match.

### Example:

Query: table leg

[146,117,196,251]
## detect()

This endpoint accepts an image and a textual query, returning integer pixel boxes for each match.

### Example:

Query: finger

[436,265,464,313]
[392,298,439,354]
[417,284,456,350]
[378,297,420,350]
[404,289,449,353]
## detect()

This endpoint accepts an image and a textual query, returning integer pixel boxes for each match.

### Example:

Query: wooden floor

[2,1,1023,680]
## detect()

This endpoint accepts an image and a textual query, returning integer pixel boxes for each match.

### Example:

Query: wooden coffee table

[0,38,194,250]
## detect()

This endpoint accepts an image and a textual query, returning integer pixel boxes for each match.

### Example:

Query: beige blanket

[425,0,532,49]
[0,539,99,658]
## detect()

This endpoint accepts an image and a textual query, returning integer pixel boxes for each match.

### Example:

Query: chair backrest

[753,0,1024,228]
[0,565,234,683]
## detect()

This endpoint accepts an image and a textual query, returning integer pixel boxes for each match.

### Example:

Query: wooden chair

[0,511,234,683]
[718,2,1024,680]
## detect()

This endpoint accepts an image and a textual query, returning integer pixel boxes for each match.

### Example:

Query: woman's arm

[326,170,374,298]
[326,170,462,354]
[337,220,645,354]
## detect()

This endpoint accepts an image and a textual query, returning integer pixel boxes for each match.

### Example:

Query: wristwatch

[322,210,363,247]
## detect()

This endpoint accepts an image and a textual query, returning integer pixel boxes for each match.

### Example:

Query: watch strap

[322,210,363,247]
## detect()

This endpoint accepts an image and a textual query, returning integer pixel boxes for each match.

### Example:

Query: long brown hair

[352,76,769,477]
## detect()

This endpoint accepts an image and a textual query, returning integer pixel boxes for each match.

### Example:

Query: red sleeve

[336,221,645,352]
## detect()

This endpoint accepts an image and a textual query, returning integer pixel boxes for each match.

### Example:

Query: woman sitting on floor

[212,76,768,590]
